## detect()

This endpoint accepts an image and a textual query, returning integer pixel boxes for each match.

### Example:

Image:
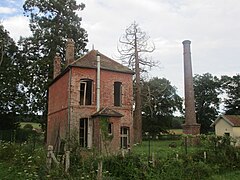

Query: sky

[1,0,240,97]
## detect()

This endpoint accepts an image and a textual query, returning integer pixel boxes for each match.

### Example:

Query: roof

[92,107,123,117]
[70,50,134,74]
[211,115,240,127]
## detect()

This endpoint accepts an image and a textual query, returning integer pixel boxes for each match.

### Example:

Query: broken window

[80,79,92,105]
[114,82,122,106]
[120,127,129,149]
[79,118,88,147]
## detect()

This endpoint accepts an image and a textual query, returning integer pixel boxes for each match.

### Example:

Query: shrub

[23,124,33,130]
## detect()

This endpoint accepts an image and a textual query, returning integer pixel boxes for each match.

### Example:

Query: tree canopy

[221,74,240,115]
[18,0,88,127]
[193,73,221,134]
[0,24,26,129]
[141,77,183,135]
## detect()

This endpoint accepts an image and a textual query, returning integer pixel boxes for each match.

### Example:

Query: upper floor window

[80,79,92,105]
[114,82,122,106]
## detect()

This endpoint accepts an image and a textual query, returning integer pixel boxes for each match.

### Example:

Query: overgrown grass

[209,170,240,180]
[1,135,240,179]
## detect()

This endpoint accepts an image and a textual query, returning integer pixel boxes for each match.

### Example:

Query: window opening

[80,79,92,105]
[79,118,88,147]
[108,123,113,135]
[114,82,122,106]
[120,127,129,149]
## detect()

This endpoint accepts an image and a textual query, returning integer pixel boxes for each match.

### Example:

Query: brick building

[47,39,134,152]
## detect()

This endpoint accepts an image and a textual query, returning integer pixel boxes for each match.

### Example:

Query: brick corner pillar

[182,40,200,135]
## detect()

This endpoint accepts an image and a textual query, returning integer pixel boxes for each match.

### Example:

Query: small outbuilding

[211,115,240,144]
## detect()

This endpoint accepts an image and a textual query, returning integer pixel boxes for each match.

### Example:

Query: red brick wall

[48,66,133,152]
[47,71,69,146]
[70,67,133,152]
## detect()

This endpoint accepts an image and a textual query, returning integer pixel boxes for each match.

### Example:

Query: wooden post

[152,152,155,167]
[204,151,207,162]
[65,151,70,173]
[47,145,53,170]
[97,161,103,180]
[46,145,60,171]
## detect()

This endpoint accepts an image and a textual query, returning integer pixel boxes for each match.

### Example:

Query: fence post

[46,145,53,170]
[65,151,70,173]
[152,152,155,167]
[204,151,207,162]
[184,136,188,154]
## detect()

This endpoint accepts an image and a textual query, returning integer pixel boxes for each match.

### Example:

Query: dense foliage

[221,74,240,115]
[142,77,183,135]
[193,73,221,133]
[0,25,28,130]
[18,0,88,134]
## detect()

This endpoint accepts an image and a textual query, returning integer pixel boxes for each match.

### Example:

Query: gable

[211,115,240,127]
[215,118,232,129]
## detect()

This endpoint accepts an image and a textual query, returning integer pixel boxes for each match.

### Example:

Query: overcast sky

[1,0,240,97]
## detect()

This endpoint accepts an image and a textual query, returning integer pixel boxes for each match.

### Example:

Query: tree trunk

[133,33,142,144]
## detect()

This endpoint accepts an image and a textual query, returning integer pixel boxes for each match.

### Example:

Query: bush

[23,124,33,130]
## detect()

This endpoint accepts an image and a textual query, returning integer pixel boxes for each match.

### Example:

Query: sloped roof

[92,107,123,117]
[70,50,134,74]
[211,115,240,127]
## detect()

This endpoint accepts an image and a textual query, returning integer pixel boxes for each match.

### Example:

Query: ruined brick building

[47,39,134,152]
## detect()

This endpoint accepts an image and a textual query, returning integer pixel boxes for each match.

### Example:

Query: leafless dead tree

[118,21,157,143]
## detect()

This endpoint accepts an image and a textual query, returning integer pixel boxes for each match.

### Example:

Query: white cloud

[2,15,31,41]
[0,7,16,14]
[3,0,240,96]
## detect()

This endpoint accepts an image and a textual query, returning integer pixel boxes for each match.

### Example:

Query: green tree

[0,24,26,130]
[193,73,221,134]
[221,74,240,115]
[20,0,88,133]
[141,77,183,135]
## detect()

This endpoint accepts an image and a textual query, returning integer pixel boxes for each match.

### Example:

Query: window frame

[79,118,88,147]
[79,79,93,106]
[120,126,130,149]
[114,81,122,107]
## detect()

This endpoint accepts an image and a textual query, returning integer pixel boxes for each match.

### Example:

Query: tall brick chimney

[66,38,75,65]
[53,53,61,79]
[182,40,200,135]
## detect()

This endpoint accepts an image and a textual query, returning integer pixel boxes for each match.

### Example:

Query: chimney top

[182,40,191,45]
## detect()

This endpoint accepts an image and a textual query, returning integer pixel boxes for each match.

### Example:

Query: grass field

[20,122,41,130]
[132,140,184,159]
[169,129,183,134]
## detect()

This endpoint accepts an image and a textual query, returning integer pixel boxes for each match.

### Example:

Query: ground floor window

[108,123,113,135]
[79,118,88,147]
[120,127,129,149]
